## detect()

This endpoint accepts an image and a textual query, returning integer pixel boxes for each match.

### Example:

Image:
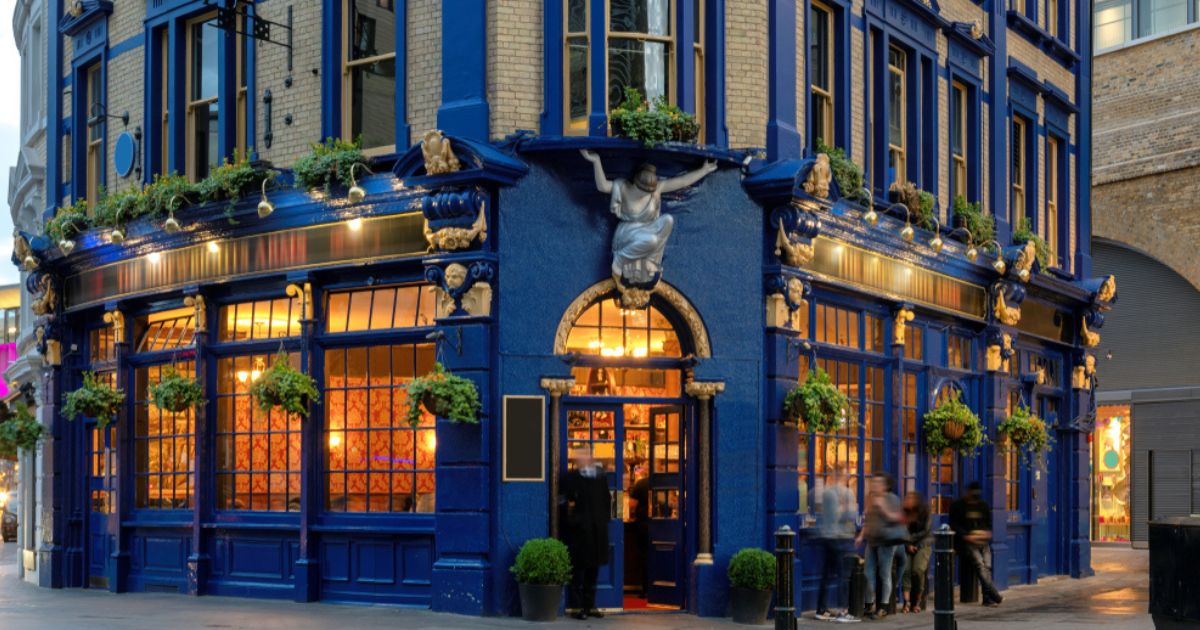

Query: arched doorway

[555,284,705,612]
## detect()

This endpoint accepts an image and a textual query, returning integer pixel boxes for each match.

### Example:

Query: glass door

[87,422,116,588]
[646,405,685,607]
[564,405,624,610]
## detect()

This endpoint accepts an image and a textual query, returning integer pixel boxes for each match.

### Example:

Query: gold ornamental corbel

[103,310,127,345]
[184,295,207,333]
[286,282,314,321]
[892,307,915,345]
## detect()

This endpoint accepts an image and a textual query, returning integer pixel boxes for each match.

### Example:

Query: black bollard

[847,555,866,618]
[774,526,797,630]
[934,524,957,630]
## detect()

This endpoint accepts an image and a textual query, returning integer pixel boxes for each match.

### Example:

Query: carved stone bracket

[285,282,314,321]
[34,322,63,367]
[426,260,495,318]
[422,187,488,252]
[765,273,810,329]
[103,310,126,345]
[991,281,1026,327]
[892,305,915,346]
[1072,353,1096,390]
[985,329,1013,372]
[685,380,726,400]
[29,272,58,317]
[184,295,207,333]
[420,129,462,175]
[770,205,821,267]
[540,377,576,398]
[801,154,833,199]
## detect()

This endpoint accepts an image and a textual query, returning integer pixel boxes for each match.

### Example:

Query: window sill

[1005,11,1079,69]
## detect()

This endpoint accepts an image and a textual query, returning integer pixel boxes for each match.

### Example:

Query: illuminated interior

[564,298,683,359]
[1091,405,1130,542]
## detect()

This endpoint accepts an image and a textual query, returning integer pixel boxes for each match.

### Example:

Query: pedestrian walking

[948,482,1003,607]
[857,473,906,620]
[814,466,860,623]
[560,447,611,620]
[901,491,933,613]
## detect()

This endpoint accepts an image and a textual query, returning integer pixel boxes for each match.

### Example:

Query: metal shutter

[1194,450,1200,515]
[1150,450,1192,521]
[1133,448,1149,544]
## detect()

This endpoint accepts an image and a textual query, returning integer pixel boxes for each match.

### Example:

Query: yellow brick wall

[408,1,442,143]
[725,0,768,149]
[795,7,805,149]
[488,0,542,140]
[256,1,323,166]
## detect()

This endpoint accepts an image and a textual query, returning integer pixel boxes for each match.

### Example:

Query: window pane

[327,286,435,333]
[568,0,587,32]
[1094,0,1133,48]
[951,85,964,155]
[608,38,672,111]
[349,0,396,60]
[610,0,671,35]
[192,20,219,101]
[218,298,302,342]
[349,63,396,151]
[1139,0,1187,37]
[888,53,905,149]
[568,37,589,124]
[810,6,830,91]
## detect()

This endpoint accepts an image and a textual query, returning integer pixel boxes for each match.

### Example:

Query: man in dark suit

[560,447,611,619]
[949,481,1003,607]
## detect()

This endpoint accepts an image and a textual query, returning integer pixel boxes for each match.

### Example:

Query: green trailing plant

[727,548,776,592]
[998,404,1053,465]
[92,187,147,232]
[510,538,573,585]
[783,367,850,433]
[815,140,871,205]
[889,180,936,230]
[293,137,370,193]
[0,401,44,457]
[1012,217,1053,272]
[62,371,125,429]
[404,362,481,426]
[197,158,278,221]
[249,352,320,417]
[922,389,987,457]
[46,200,92,243]
[952,195,995,246]
[149,366,205,414]
[609,87,700,147]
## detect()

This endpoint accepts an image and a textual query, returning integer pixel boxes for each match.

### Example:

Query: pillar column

[287,282,320,602]
[104,309,131,593]
[437,0,490,140]
[183,296,209,596]
[685,380,725,563]
[540,377,575,539]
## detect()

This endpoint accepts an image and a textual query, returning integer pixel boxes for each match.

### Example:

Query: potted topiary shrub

[249,352,320,417]
[783,367,850,433]
[149,366,204,414]
[62,371,125,429]
[0,401,45,458]
[997,403,1053,466]
[404,362,481,426]
[922,390,987,457]
[510,537,572,622]
[728,547,776,625]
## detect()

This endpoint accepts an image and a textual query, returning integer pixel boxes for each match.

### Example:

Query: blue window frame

[807,0,849,151]
[1010,111,1034,227]
[866,20,937,198]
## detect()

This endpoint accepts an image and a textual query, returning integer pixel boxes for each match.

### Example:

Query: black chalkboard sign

[503,396,545,481]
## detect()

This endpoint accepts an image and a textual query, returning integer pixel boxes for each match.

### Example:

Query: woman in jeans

[856,473,905,620]
[901,491,933,613]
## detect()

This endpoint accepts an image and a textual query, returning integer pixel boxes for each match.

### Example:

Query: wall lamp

[860,188,878,225]
[257,177,276,218]
[950,228,977,262]
[348,163,371,204]
[983,240,1006,274]
[889,203,914,242]
[87,103,128,129]
[928,217,944,253]
[164,195,185,233]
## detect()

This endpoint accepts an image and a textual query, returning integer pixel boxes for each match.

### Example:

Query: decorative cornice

[685,381,726,400]
[59,1,112,37]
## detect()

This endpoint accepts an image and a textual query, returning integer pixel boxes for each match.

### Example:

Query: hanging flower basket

[405,362,481,426]
[0,401,44,457]
[149,366,204,414]
[922,390,987,457]
[249,352,320,417]
[63,371,125,429]
[997,404,1053,465]
[783,367,850,433]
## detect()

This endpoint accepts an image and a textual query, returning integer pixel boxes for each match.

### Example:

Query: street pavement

[0,541,1151,629]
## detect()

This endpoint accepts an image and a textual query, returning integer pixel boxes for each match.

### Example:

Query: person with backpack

[856,473,905,620]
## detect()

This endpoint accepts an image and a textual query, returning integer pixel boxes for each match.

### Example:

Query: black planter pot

[518,583,563,622]
[730,587,772,625]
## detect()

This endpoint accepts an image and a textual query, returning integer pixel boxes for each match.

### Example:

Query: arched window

[564,297,682,358]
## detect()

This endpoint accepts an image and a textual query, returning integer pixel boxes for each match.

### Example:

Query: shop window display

[1092,405,1130,542]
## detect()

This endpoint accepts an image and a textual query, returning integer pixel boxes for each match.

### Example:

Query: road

[0,541,1151,629]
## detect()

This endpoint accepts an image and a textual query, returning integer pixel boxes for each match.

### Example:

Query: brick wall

[1093,26,1200,290]
[488,1,542,140]
[725,0,768,149]
[408,1,441,142]
[256,1,323,166]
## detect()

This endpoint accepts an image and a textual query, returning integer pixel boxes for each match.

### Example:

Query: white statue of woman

[580,150,718,286]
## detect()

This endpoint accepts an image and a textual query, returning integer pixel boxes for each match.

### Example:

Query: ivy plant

[814,140,872,206]
[727,548,776,592]
[1012,216,1053,273]
[249,352,320,417]
[783,367,850,433]
[404,362,481,426]
[293,138,370,193]
[609,87,700,147]
[922,389,987,457]
[149,366,205,414]
[890,180,937,230]
[998,404,1053,465]
[0,401,44,457]
[46,200,92,243]
[62,371,126,429]
[952,195,995,246]
[197,158,278,221]
[510,538,573,586]
[92,187,146,233]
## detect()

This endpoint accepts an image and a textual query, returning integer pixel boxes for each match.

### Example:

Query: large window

[88,324,117,514]
[899,372,919,494]
[1094,0,1195,50]
[343,0,397,155]
[1004,390,1024,518]
[1046,135,1061,268]
[887,46,907,185]
[802,357,885,513]
[948,334,971,371]
[564,297,683,358]
[810,1,835,146]
[136,307,197,353]
[929,386,962,514]
[0,307,19,344]
[1011,115,1028,223]
[325,343,437,512]
[135,362,196,510]
[159,30,170,175]
[186,15,220,181]
[950,81,968,203]
[85,64,103,210]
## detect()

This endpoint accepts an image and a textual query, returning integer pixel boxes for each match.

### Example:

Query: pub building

[13,0,1113,620]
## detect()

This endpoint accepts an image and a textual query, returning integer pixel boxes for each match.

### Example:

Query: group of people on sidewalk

[815,469,1003,623]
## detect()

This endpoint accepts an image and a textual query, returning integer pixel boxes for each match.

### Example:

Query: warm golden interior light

[347,218,364,231]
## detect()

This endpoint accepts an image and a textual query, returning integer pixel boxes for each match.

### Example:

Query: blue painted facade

[22,0,1113,620]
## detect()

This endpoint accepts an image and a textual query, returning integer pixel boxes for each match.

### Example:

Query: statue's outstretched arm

[660,160,719,193]
[580,150,613,194]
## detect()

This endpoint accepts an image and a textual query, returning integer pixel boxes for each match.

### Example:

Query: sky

[0,0,20,285]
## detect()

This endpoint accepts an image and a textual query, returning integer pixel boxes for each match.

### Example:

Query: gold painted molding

[552,279,712,358]
[103,310,126,345]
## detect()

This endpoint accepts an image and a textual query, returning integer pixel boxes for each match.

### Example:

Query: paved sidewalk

[0,542,1150,629]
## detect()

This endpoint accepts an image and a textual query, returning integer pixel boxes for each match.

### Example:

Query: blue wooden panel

[400,543,433,587]
[88,533,108,575]
[142,536,187,573]
[321,540,351,583]
[229,539,286,580]
[355,541,396,585]
[319,535,434,606]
